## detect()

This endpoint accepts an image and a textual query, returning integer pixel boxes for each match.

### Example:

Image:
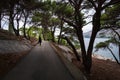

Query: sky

[82,9,95,33]
[2,19,92,35]
[2,18,93,35]
[82,24,92,33]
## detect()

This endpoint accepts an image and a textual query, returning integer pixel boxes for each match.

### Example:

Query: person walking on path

[39,36,42,45]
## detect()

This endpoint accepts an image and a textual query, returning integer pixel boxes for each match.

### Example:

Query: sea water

[84,38,119,61]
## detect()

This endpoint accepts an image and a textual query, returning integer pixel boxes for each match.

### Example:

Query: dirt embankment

[0,29,38,79]
[52,43,120,80]
[90,58,120,80]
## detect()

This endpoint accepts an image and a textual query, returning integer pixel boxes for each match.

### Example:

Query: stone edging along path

[50,42,87,80]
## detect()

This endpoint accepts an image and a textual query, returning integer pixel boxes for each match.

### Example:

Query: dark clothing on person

[39,36,42,45]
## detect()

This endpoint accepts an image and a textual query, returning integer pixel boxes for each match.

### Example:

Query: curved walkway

[2,41,74,80]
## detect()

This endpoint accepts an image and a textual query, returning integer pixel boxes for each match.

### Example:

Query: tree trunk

[118,44,120,61]
[58,20,63,44]
[111,28,120,62]
[51,26,56,42]
[27,28,30,40]
[51,31,55,42]
[22,10,29,39]
[9,5,16,34]
[63,36,80,61]
[74,7,88,68]
[16,12,22,36]
[76,28,88,68]
[42,27,48,40]
[0,11,1,28]
[118,36,120,61]
[9,9,18,36]
[16,18,20,36]
[107,47,120,64]
[9,11,14,33]
[86,28,98,73]
[85,11,101,73]
[23,16,27,38]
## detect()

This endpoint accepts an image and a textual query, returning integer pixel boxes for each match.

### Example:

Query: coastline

[92,53,115,62]
[55,44,120,80]
[72,55,120,80]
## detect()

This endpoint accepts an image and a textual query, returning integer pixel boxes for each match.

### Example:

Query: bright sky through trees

[1,0,94,33]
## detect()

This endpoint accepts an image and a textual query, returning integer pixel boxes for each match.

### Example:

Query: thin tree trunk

[118,45,120,61]
[9,10,14,33]
[9,11,18,36]
[51,26,56,42]
[51,31,55,42]
[16,12,22,36]
[58,20,63,44]
[27,27,31,40]
[23,10,29,39]
[16,17,20,36]
[9,6,19,36]
[42,27,46,40]
[0,12,1,28]
[111,28,120,62]
[107,47,120,64]
[86,11,101,73]
[118,36,120,61]
[86,29,98,73]
[74,8,88,68]
[76,28,88,67]
[23,16,27,38]
[9,5,16,34]
[63,36,80,61]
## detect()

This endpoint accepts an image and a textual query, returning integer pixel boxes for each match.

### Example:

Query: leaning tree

[58,0,120,74]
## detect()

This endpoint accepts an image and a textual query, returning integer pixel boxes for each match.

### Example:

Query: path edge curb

[50,42,87,80]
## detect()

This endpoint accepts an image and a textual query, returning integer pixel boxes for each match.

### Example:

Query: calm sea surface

[84,38,119,60]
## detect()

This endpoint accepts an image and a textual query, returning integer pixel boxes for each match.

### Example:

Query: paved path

[2,41,74,80]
